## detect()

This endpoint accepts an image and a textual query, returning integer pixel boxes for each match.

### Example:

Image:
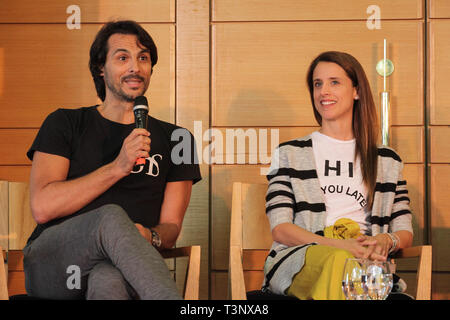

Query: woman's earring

[354,95,359,100]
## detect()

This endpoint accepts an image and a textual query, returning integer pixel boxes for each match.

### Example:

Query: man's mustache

[122,75,146,82]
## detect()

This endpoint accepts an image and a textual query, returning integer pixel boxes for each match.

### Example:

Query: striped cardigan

[262,134,413,295]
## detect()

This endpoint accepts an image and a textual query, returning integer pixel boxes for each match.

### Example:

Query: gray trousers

[23,204,182,300]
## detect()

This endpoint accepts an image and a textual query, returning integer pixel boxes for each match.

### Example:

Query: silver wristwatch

[150,229,161,248]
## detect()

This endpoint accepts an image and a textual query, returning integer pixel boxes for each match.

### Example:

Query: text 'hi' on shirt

[26,106,201,242]
[310,131,370,233]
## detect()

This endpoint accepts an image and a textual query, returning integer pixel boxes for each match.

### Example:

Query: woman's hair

[89,20,158,101]
[306,51,379,208]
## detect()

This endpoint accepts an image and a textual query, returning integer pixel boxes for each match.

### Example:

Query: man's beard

[104,74,148,102]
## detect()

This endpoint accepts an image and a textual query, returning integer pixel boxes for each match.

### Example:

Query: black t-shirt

[26,106,201,242]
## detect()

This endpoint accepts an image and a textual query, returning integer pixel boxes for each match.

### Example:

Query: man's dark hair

[89,20,158,101]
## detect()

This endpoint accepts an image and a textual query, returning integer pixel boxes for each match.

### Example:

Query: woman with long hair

[263,51,413,299]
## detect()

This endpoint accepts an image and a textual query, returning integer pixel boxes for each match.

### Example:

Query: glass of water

[342,258,369,300]
[365,260,394,300]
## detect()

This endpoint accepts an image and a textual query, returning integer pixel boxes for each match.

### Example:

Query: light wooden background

[0,0,448,299]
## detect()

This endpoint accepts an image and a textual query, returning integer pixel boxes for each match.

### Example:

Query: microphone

[133,95,149,165]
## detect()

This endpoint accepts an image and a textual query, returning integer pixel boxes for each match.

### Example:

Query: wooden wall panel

[429,1,450,298]
[0,0,175,23]
[403,164,425,246]
[0,48,3,99]
[429,20,450,125]
[211,271,227,300]
[243,270,265,292]
[213,0,423,21]
[212,21,423,127]
[8,271,26,296]
[0,181,8,250]
[0,24,174,128]
[430,165,450,271]
[430,126,450,163]
[175,0,210,299]
[0,166,31,183]
[429,0,450,18]
[211,165,268,270]
[396,272,418,298]
[390,126,424,163]
[242,186,272,250]
[0,130,36,165]
[432,273,450,300]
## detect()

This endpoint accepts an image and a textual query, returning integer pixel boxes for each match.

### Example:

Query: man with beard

[23,20,201,300]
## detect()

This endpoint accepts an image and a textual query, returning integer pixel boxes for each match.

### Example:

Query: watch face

[151,229,161,247]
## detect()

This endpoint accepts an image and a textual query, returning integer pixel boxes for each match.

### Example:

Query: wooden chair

[161,245,201,300]
[0,247,7,300]
[0,180,201,300]
[228,182,433,300]
[1,245,200,300]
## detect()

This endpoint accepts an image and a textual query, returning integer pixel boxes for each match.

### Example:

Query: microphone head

[133,96,148,113]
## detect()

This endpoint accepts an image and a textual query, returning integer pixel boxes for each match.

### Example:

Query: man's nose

[128,57,141,73]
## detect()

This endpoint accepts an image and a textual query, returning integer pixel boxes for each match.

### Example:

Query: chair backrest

[1,180,201,299]
[0,181,36,251]
[230,182,272,291]
[0,181,35,296]
[1,247,8,300]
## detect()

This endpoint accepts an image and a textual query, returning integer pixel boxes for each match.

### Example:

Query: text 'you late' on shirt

[311,131,370,233]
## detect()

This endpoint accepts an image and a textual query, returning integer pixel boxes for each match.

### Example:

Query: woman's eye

[118,56,127,61]
[314,82,322,87]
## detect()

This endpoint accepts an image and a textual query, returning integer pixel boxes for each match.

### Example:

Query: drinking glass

[342,258,369,300]
[365,260,394,300]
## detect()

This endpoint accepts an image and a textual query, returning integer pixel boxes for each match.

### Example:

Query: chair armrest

[160,246,193,259]
[1,247,9,300]
[394,246,423,259]
[393,245,432,300]
[184,246,201,300]
[229,245,247,300]
[160,246,201,300]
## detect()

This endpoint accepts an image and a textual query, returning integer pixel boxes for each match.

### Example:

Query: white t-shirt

[311,131,370,233]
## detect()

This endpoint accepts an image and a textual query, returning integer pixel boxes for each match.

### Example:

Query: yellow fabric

[323,218,363,240]
[286,218,362,300]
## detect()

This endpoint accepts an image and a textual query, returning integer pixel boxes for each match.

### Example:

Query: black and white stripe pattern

[262,135,413,295]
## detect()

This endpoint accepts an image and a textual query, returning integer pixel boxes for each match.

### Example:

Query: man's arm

[29,151,122,224]
[30,128,150,224]
[135,180,193,249]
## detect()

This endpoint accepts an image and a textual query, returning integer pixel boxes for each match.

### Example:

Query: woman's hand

[336,237,386,261]
[356,234,392,261]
